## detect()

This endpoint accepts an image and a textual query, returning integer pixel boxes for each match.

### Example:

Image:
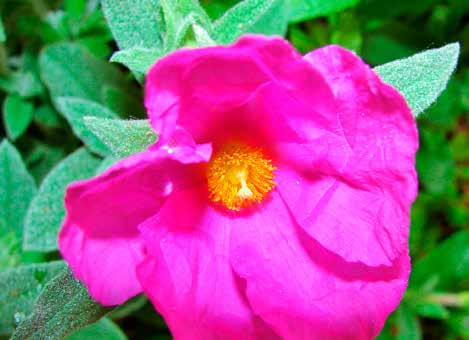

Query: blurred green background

[0,0,468,339]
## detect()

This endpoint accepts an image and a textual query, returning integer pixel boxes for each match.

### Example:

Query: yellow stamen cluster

[206,143,276,211]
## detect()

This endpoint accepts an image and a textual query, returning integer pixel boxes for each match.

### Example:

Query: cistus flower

[59,35,418,339]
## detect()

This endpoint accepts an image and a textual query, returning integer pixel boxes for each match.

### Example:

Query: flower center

[206,142,276,211]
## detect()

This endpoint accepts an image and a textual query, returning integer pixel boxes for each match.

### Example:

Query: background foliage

[0,0,467,339]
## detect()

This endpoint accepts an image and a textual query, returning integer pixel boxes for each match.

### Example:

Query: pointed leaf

[375,42,460,116]
[55,97,117,156]
[84,117,157,158]
[0,261,66,335]
[0,140,36,238]
[101,0,164,50]
[110,48,162,74]
[0,140,36,269]
[11,266,112,340]
[23,148,101,252]
[3,95,34,140]
[193,24,216,46]
[39,43,131,103]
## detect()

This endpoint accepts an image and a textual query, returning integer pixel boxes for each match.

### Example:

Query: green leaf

[102,86,145,117]
[0,16,5,42]
[193,24,216,46]
[39,43,130,103]
[375,42,460,116]
[67,318,126,340]
[110,47,162,74]
[160,0,212,50]
[287,0,359,23]
[23,148,101,252]
[395,306,422,340]
[11,266,112,340]
[413,301,449,319]
[0,261,66,335]
[410,231,469,291]
[84,117,158,158]
[55,97,118,156]
[34,105,61,127]
[0,140,36,240]
[0,71,44,98]
[64,0,87,21]
[3,95,34,140]
[213,0,288,45]
[101,0,165,50]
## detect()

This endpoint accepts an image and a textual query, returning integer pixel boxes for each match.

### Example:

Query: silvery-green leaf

[55,97,118,156]
[11,266,112,340]
[110,48,162,74]
[0,261,65,335]
[101,0,165,50]
[375,42,460,117]
[84,117,157,158]
[23,148,101,252]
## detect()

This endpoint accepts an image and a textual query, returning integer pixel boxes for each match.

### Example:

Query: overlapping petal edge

[59,35,418,339]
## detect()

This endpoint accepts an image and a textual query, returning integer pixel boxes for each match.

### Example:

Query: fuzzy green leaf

[0,140,36,269]
[375,42,460,116]
[67,318,127,340]
[0,140,36,239]
[0,261,66,335]
[39,43,130,103]
[11,266,112,340]
[287,0,359,23]
[110,48,162,74]
[23,148,101,252]
[213,0,288,45]
[193,24,216,46]
[101,0,164,50]
[84,117,158,158]
[3,95,34,140]
[55,97,118,156]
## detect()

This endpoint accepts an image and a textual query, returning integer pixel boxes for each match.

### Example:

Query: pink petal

[145,43,271,145]
[276,167,409,266]
[137,186,277,340]
[145,35,338,150]
[229,191,410,339]
[59,149,206,305]
[273,45,418,267]
[304,45,418,187]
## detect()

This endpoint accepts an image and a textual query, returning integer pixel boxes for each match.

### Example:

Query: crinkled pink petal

[273,45,418,267]
[145,35,339,149]
[275,167,409,266]
[229,191,410,339]
[59,149,207,305]
[137,187,277,340]
[145,43,271,145]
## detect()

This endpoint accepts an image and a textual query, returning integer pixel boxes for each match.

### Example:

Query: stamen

[206,142,276,211]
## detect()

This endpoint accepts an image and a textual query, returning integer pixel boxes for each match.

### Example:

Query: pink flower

[59,35,418,339]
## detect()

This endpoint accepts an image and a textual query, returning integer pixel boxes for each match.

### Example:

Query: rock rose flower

[59,35,418,339]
